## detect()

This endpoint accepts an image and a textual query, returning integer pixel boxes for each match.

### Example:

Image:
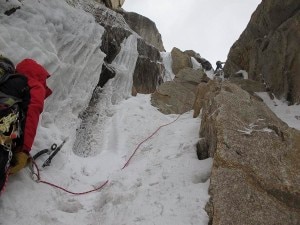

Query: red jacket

[16,59,52,152]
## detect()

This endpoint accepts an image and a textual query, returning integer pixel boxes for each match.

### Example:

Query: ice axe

[32,138,68,168]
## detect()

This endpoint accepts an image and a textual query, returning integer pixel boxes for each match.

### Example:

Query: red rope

[31,160,109,195]
[29,113,182,195]
[121,114,182,169]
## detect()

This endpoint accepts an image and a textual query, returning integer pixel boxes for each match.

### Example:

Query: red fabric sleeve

[22,80,46,152]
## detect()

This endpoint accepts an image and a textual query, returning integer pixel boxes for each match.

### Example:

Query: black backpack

[0,57,23,194]
[0,58,23,148]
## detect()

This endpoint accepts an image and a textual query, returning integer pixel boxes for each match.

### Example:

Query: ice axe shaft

[42,139,67,168]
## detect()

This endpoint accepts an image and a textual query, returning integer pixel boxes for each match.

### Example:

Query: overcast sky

[123,0,261,65]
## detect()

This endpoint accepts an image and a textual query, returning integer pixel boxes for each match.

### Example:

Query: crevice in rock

[267,124,285,141]
[98,63,115,88]
[100,27,131,64]
[196,138,209,160]
[266,188,300,210]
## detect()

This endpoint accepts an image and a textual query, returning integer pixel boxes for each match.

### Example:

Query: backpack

[0,58,23,148]
[0,57,23,194]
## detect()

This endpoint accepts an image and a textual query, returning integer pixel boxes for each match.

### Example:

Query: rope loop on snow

[29,113,182,195]
[121,113,182,169]
[28,106,186,195]
[121,92,192,169]
[30,160,109,195]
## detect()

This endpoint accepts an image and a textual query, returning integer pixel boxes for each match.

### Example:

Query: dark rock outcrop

[229,78,266,96]
[100,26,131,64]
[224,0,300,104]
[184,50,199,59]
[98,63,115,87]
[194,80,300,225]
[120,11,165,52]
[87,4,164,92]
[4,6,20,16]
[132,38,164,93]
[197,57,213,71]
[184,50,212,70]
[0,0,21,15]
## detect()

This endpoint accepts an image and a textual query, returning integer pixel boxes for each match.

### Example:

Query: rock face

[194,81,300,225]
[120,11,165,52]
[171,48,213,74]
[133,38,164,94]
[184,50,213,71]
[224,0,300,104]
[83,3,164,93]
[151,68,208,114]
[228,78,266,96]
[100,26,132,63]
[98,63,115,87]
[95,0,125,10]
[171,47,193,75]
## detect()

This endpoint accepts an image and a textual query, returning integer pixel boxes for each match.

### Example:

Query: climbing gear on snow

[31,158,109,195]
[32,138,68,168]
[30,139,68,181]
[30,138,109,195]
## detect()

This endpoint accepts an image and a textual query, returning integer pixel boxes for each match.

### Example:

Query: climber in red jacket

[9,59,52,174]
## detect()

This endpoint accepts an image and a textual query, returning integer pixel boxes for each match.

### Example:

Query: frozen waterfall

[73,34,138,157]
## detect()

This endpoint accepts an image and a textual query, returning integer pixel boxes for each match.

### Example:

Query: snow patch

[236,70,248,79]
[256,92,300,131]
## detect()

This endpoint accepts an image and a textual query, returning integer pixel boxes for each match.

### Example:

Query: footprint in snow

[57,199,83,213]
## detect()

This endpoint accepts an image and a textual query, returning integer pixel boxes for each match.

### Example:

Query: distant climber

[215,61,225,72]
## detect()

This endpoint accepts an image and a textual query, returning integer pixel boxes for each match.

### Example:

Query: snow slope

[256,92,300,131]
[1,1,298,225]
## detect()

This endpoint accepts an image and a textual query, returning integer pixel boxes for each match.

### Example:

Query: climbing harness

[0,108,20,196]
[214,69,225,81]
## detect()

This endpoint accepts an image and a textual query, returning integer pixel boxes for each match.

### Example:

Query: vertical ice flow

[73,34,138,157]
[110,34,138,104]
[161,52,175,81]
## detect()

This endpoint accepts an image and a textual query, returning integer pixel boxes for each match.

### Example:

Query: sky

[123,0,262,65]
[0,0,299,225]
